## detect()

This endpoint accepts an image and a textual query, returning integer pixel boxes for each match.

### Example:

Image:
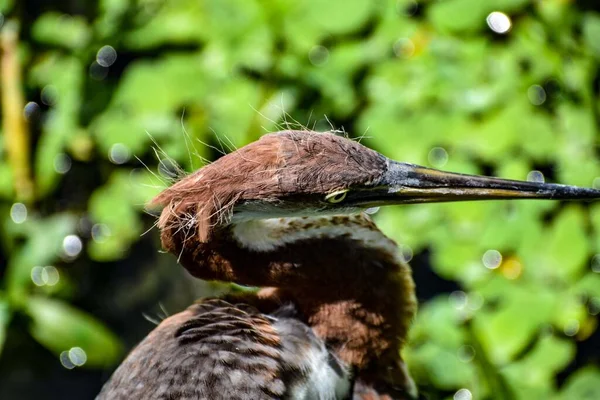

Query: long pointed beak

[361,160,600,205]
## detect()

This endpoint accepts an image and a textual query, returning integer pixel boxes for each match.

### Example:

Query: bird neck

[166,213,417,376]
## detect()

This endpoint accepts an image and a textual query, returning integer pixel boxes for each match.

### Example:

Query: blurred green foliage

[0,0,599,399]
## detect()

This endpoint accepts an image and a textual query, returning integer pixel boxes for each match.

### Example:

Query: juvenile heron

[98,130,600,399]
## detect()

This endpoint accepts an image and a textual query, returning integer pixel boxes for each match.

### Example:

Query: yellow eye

[325,189,348,204]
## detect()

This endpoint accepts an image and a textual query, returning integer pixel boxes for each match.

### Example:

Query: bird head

[151,130,600,249]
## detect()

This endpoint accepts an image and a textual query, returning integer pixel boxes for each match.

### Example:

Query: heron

[97,130,600,400]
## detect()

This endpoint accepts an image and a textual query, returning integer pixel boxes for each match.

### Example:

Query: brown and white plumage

[98,130,600,399]
[98,298,351,399]
[98,214,417,399]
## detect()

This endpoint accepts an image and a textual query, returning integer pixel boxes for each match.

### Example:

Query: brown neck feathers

[158,212,417,377]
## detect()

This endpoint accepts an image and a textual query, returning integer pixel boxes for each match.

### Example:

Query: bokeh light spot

[54,153,72,174]
[468,292,484,310]
[399,244,414,263]
[457,345,475,363]
[308,45,329,66]
[60,351,75,369]
[454,388,472,400]
[68,347,87,366]
[589,297,600,316]
[44,266,60,286]
[32,265,60,286]
[109,143,131,164]
[31,266,45,286]
[41,85,59,106]
[591,254,600,273]
[89,61,109,81]
[528,85,547,106]
[449,290,468,310]
[564,320,580,337]
[428,147,448,168]
[63,235,83,258]
[96,45,117,67]
[23,101,41,121]
[486,12,511,34]
[10,203,27,224]
[482,249,502,269]
[500,257,523,280]
[91,223,112,243]
[393,38,415,59]
[527,170,545,183]
[397,0,419,16]
[78,216,93,238]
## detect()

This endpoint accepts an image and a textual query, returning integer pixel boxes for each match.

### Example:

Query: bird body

[98,130,600,399]
[98,299,351,400]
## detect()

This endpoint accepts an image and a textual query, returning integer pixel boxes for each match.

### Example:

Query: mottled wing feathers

[171,300,287,398]
[97,299,349,400]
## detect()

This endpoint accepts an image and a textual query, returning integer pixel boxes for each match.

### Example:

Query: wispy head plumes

[142,302,171,326]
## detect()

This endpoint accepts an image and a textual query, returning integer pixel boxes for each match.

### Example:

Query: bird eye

[325,190,348,204]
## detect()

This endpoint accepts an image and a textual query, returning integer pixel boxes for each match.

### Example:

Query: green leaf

[551,294,588,336]
[432,240,484,284]
[5,214,77,305]
[0,0,14,13]
[31,13,91,50]
[125,0,272,72]
[111,54,208,113]
[408,296,466,348]
[124,0,208,48]
[91,109,179,156]
[583,13,600,59]
[27,296,122,368]
[206,76,263,147]
[557,367,600,400]
[537,206,589,282]
[466,319,515,400]
[556,105,599,187]
[0,162,15,199]
[96,0,132,38]
[30,55,85,197]
[474,282,556,364]
[503,335,575,398]
[0,296,11,357]
[574,273,600,298]
[88,172,144,261]
[428,0,487,34]
[407,343,475,389]
[282,0,374,52]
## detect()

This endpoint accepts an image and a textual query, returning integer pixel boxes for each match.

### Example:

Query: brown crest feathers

[150,130,387,249]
